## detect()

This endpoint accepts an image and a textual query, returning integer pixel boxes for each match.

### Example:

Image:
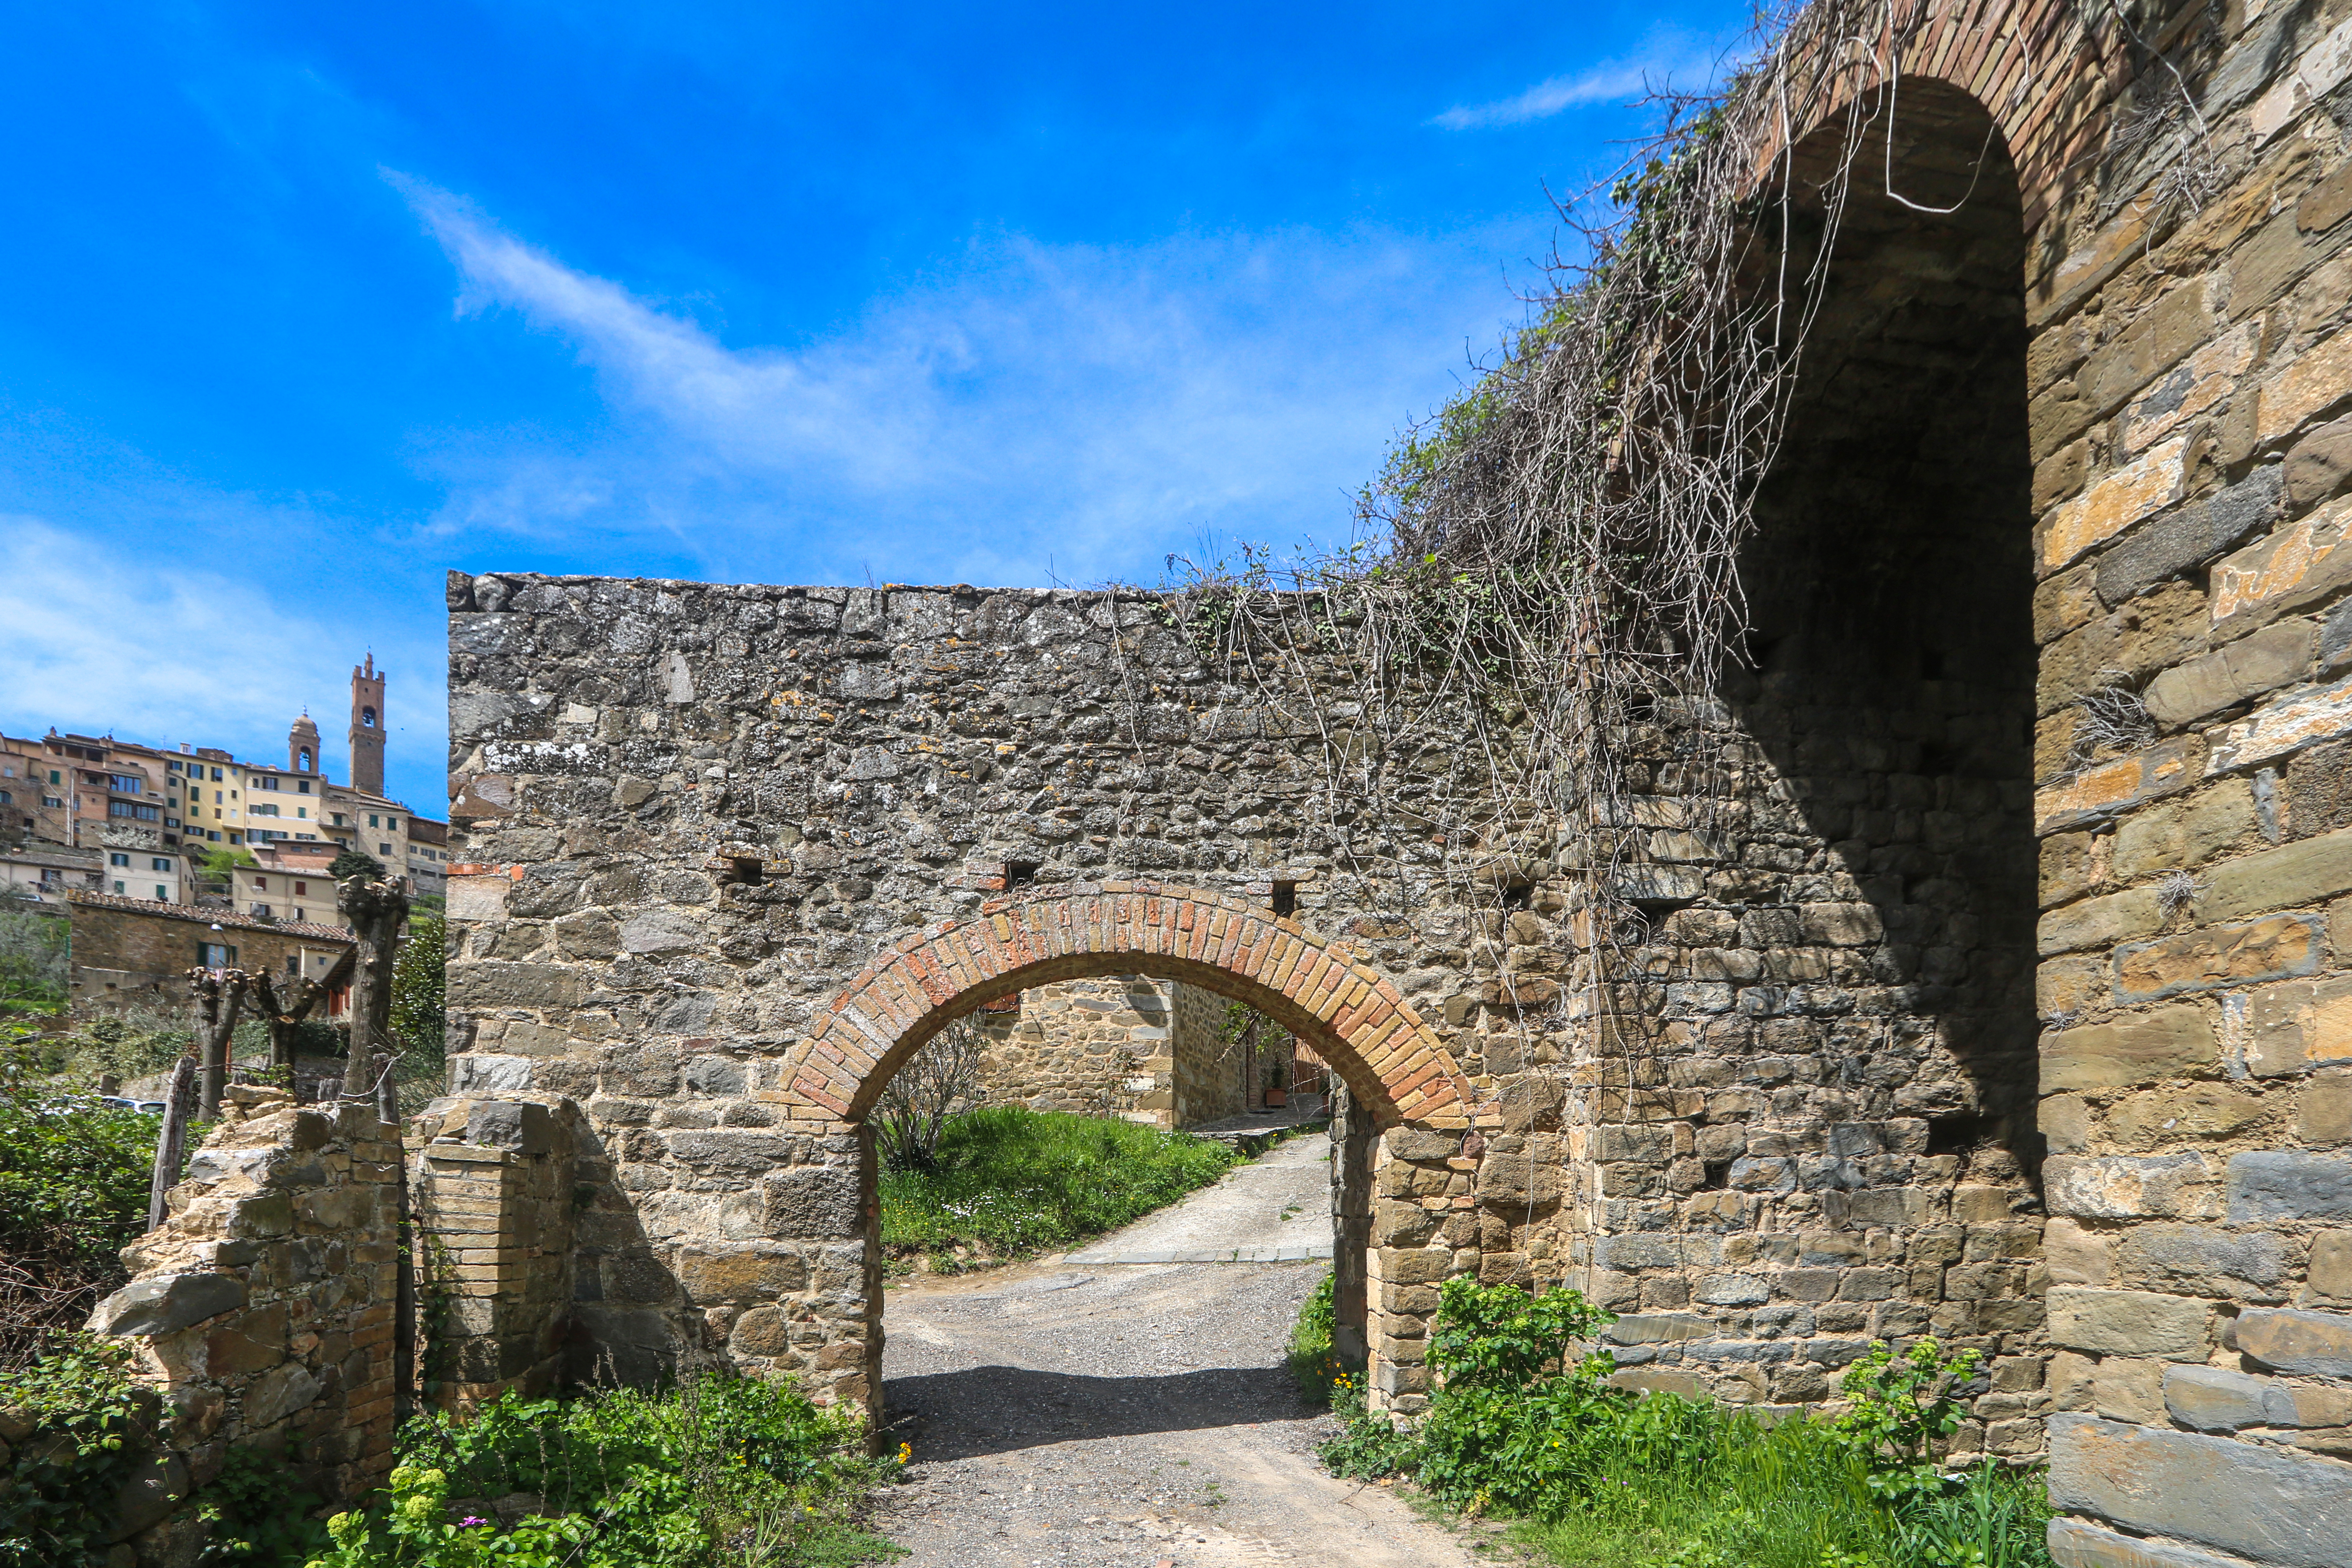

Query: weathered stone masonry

[430,3,2352,1563]
[975,974,1244,1127]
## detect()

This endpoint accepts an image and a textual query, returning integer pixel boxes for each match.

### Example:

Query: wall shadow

[883,1364,1315,1460]
[1727,79,2042,1187]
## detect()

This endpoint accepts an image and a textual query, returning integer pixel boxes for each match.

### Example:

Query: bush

[1318,1278,2054,1568]
[0,1335,154,1568]
[308,1375,900,1568]
[877,1105,1237,1265]
[0,1031,159,1358]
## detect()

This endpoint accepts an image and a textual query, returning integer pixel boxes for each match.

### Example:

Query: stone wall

[67,891,354,1007]
[88,1088,401,1563]
[975,975,1242,1127]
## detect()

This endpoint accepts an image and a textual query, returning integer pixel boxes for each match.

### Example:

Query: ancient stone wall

[89,1088,401,1563]
[976,975,1241,1127]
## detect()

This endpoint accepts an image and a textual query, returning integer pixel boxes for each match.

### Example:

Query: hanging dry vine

[1145,2,1948,1039]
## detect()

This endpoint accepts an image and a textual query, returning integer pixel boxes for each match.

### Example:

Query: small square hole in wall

[1271,882,1298,918]
[1501,882,1533,912]
[1002,860,1041,891]
[726,857,764,887]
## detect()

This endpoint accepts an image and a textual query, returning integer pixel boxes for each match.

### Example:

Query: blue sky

[0,1,1749,816]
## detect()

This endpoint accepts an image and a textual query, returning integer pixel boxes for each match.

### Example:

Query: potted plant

[1262,1058,1288,1108]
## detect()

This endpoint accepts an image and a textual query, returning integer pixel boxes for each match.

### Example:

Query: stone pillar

[1368,1126,1474,1414]
[1328,1085,1373,1364]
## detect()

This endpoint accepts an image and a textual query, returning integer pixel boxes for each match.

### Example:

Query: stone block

[2047,1413,2352,1566]
[2238,1307,2352,1376]
[2203,673,2352,779]
[677,1249,809,1302]
[2045,1218,2111,1286]
[2314,1230,2352,1299]
[1602,1313,1711,1345]
[2144,621,2314,727]
[2287,414,2352,508]
[2113,1223,2285,1296]
[2203,827,2352,922]
[447,963,588,1011]
[2092,1357,2168,1424]
[2096,468,2284,607]
[2041,1009,2217,1093]
[1383,1129,1459,1162]
[2047,1517,2268,1568]
[1372,1247,1451,1285]
[2165,1365,2291,1430]
[2227,1151,2352,1223]
[2043,436,2188,571]
[2041,888,2163,957]
[2047,1287,2209,1359]
[2212,500,2352,640]
[2104,1083,2266,1147]
[2111,781,2257,881]
[89,1276,234,1351]
[466,1102,557,1154]
[2247,975,2352,1076]
[762,1165,862,1240]
[2112,913,2323,1003]
[2038,738,2200,834]
[2305,1074,2352,1143]
[2047,1155,2218,1221]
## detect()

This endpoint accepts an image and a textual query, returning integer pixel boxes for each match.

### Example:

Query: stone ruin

[80,3,2352,1565]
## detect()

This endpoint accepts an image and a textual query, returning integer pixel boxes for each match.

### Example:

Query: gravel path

[875,1142,1481,1568]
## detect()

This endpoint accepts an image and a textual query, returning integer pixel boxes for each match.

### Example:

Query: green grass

[877,1105,1238,1266]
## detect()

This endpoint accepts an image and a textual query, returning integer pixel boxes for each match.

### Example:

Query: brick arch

[788,882,1480,1131]
[1752,0,2129,232]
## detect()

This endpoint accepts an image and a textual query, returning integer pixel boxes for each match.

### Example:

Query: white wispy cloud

[1431,32,1728,131]
[394,175,1524,586]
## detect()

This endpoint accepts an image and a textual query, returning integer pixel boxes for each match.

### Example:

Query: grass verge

[878,1105,1238,1269]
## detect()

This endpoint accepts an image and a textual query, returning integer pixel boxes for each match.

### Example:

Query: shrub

[0,1031,159,1358]
[1317,1279,2053,1568]
[0,1335,153,1568]
[309,1375,900,1568]
[877,1105,1236,1266]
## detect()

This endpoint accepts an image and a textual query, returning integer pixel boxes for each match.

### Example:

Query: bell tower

[289,711,322,777]
[350,655,385,797]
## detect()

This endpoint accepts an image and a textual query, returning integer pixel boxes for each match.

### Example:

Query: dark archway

[1738,77,2041,1184]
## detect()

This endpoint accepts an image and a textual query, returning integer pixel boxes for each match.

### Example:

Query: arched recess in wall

[1735,78,2041,1178]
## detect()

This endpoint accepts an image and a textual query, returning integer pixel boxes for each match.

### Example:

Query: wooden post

[146,1054,196,1232]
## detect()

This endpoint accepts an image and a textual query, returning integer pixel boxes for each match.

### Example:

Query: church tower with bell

[350,655,385,797]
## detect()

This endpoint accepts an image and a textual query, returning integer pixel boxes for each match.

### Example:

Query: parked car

[100,1095,167,1114]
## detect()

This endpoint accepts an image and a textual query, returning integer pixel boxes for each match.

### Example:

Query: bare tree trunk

[189,967,251,1120]
[147,1055,196,1231]
[336,872,413,1417]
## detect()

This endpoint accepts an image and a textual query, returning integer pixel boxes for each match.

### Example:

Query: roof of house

[65,889,355,944]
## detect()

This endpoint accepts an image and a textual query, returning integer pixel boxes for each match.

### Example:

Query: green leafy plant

[1285,1269,1345,1404]
[1832,1339,1985,1486]
[197,1441,330,1564]
[309,1374,901,1568]
[0,1335,156,1568]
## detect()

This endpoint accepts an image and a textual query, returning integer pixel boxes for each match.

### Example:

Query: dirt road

[873,1139,1478,1568]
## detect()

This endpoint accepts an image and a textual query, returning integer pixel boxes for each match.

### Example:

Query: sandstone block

[2047,1412,2352,1566]
[2305,1074,2352,1143]
[2047,1287,2209,1358]
[2288,414,2352,508]
[2082,284,2212,419]
[2211,500,2352,639]
[2113,913,2322,1002]
[2041,887,2163,957]
[2112,781,2258,882]
[2092,1357,2168,1424]
[2246,975,2352,1076]
[2203,827,2352,922]
[2145,621,2313,728]
[2038,738,2200,834]
[2165,1365,2293,1431]
[2041,1009,2217,1093]
[2047,1517,2270,1568]
[447,963,588,1011]
[2238,1307,2352,1376]
[2314,1230,2352,1299]
[1602,1313,1711,1345]
[2256,324,2352,448]
[2113,1223,2285,1297]
[2043,436,2188,571]
[2204,673,2352,779]
[2227,1151,2352,1223]
[2104,1083,2267,1147]
[762,1165,862,1240]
